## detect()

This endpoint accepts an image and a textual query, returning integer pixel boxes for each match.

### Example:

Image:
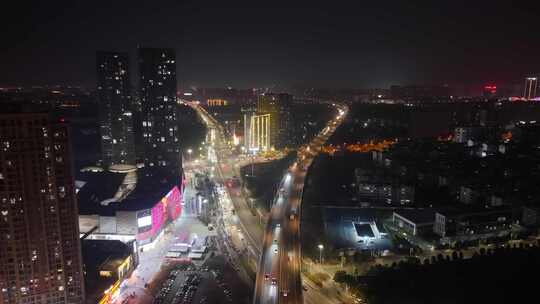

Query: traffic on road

[253,103,348,304]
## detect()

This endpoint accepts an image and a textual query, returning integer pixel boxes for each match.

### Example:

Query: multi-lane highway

[254,103,348,304]
[188,100,348,304]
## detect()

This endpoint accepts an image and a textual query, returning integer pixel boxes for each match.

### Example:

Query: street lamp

[249,147,259,177]
[186,148,193,162]
[318,244,324,264]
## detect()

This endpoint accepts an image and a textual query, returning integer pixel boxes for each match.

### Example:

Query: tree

[334,271,348,284]
[437,253,444,262]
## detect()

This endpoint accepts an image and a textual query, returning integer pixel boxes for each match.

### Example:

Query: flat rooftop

[82,240,133,302]
[77,167,181,215]
[394,209,436,224]
[436,206,513,219]
[354,223,375,238]
[82,239,132,271]
[77,170,125,215]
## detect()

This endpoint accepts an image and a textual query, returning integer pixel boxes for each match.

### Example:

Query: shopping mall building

[77,166,184,248]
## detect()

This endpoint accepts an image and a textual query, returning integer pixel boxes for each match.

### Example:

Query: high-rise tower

[96,52,135,168]
[257,93,293,148]
[137,48,181,178]
[0,113,85,304]
[524,77,538,100]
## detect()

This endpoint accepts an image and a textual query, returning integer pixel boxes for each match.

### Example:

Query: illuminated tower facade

[242,106,257,151]
[524,77,538,100]
[257,93,293,148]
[247,114,271,152]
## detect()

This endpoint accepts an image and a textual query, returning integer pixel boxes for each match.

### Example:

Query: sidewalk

[301,259,360,304]
[111,177,203,304]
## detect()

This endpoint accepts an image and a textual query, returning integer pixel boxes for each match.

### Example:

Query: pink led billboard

[137,186,182,242]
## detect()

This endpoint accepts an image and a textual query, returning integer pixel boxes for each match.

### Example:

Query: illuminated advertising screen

[136,186,182,242]
[166,186,182,221]
[137,215,152,227]
[136,209,152,233]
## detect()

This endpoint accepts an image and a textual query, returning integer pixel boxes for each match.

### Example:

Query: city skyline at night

[1,1,539,89]
[2,2,540,304]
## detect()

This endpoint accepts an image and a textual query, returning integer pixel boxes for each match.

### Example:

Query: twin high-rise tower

[0,47,180,304]
[96,48,181,177]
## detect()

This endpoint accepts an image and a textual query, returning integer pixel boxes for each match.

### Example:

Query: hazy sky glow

[1,1,539,88]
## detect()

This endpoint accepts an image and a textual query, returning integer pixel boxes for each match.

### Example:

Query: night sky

[1,1,539,89]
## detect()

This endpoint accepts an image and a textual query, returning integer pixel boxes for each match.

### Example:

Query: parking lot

[152,256,251,304]
[154,264,205,304]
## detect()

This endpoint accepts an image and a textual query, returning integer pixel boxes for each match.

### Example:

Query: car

[276,223,281,228]
[264,273,270,280]
[289,209,297,220]
[271,277,277,285]
[274,247,278,254]
[282,290,288,297]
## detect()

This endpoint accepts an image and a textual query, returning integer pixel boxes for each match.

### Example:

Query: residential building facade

[96,52,135,168]
[0,113,85,303]
[137,48,181,179]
